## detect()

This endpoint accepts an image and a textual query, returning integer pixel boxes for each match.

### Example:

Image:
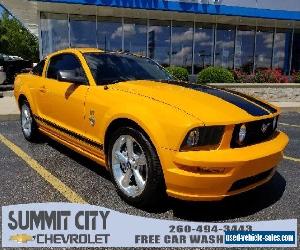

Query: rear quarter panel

[14,73,39,114]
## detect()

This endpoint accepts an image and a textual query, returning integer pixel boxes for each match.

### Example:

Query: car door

[30,59,50,119]
[41,53,89,145]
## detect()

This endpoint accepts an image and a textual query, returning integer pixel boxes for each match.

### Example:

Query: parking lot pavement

[0,113,299,248]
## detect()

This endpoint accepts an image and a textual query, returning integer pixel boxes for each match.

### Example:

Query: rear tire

[20,100,39,141]
[108,126,165,207]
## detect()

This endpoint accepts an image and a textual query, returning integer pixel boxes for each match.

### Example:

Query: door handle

[39,85,47,93]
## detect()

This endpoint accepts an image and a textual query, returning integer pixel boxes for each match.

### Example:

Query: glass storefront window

[97,16,122,52]
[235,26,255,73]
[148,20,171,67]
[40,12,295,76]
[171,21,193,73]
[70,15,96,47]
[193,23,214,73]
[123,18,147,56]
[255,27,274,70]
[273,29,293,74]
[215,24,235,69]
[292,29,300,72]
[41,13,69,57]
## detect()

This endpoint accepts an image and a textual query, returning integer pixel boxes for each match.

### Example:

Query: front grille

[231,117,278,148]
[229,168,274,192]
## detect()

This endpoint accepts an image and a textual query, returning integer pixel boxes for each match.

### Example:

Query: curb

[0,114,19,121]
[279,107,300,112]
[271,102,300,113]
[0,90,14,97]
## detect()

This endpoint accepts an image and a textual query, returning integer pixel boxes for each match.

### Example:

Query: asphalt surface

[0,112,299,249]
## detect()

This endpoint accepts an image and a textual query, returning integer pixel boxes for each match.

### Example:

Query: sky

[0,5,5,18]
[0,5,13,19]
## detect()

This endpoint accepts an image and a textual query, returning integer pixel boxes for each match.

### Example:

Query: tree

[0,18,8,50]
[0,10,39,62]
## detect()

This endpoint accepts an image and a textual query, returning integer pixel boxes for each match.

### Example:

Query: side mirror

[57,70,86,85]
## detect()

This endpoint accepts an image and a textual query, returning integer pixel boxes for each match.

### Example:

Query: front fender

[101,100,202,152]
[103,106,168,152]
[85,87,203,162]
[100,104,203,180]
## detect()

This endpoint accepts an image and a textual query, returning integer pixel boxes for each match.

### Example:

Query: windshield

[84,52,173,85]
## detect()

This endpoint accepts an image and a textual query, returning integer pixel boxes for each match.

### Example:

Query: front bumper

[163,131,288,201]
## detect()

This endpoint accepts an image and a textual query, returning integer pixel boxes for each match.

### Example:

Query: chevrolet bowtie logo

[10,234,33,243]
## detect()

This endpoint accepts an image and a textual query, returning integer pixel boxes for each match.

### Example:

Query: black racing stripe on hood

[162,81,270,116]
[222,88,277,114]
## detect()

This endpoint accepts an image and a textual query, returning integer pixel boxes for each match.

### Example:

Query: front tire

[20,101,39,141]
[108,126,165,207]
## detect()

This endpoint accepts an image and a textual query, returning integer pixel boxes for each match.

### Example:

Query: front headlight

[238,124,247,144]
[186,129,200,147]
[180,126,224,151]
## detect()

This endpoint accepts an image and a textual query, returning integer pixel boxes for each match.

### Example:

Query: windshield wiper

[101,76,133,85]
[154,79,188,84]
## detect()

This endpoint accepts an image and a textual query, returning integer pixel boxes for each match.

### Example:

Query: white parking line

[0,133,87,204]
[284,155,300,163]
[279,122,300,128]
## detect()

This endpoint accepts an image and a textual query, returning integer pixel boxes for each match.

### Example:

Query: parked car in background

[0,67,6,85]
[0,53,32,85]
[0,55,6,85]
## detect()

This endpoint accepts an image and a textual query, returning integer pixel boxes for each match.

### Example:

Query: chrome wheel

[111,135,148,197]
[21,104,32,137]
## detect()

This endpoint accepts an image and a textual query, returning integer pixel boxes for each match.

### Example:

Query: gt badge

[89,110,96,127]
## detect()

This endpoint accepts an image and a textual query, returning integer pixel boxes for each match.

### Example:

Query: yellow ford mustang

[14,48,288,206]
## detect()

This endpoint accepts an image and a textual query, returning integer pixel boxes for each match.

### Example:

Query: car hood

[111,80,278,125]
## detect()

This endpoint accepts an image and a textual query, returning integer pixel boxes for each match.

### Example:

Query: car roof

[45,48,148,61]
[46,48,104,58]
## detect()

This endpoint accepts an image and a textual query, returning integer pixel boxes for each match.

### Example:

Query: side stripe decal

[34,115,103,150]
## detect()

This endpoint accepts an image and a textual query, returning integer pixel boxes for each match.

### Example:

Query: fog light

[238,124,247,144]
[179,165,226,174]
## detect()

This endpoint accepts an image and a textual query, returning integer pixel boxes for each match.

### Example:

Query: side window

[32,59,45,76]
[46,54,86,82]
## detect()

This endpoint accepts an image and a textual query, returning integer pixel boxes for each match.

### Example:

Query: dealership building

[1,0,300,75]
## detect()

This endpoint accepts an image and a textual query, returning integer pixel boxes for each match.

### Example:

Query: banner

[1,203,298,248]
